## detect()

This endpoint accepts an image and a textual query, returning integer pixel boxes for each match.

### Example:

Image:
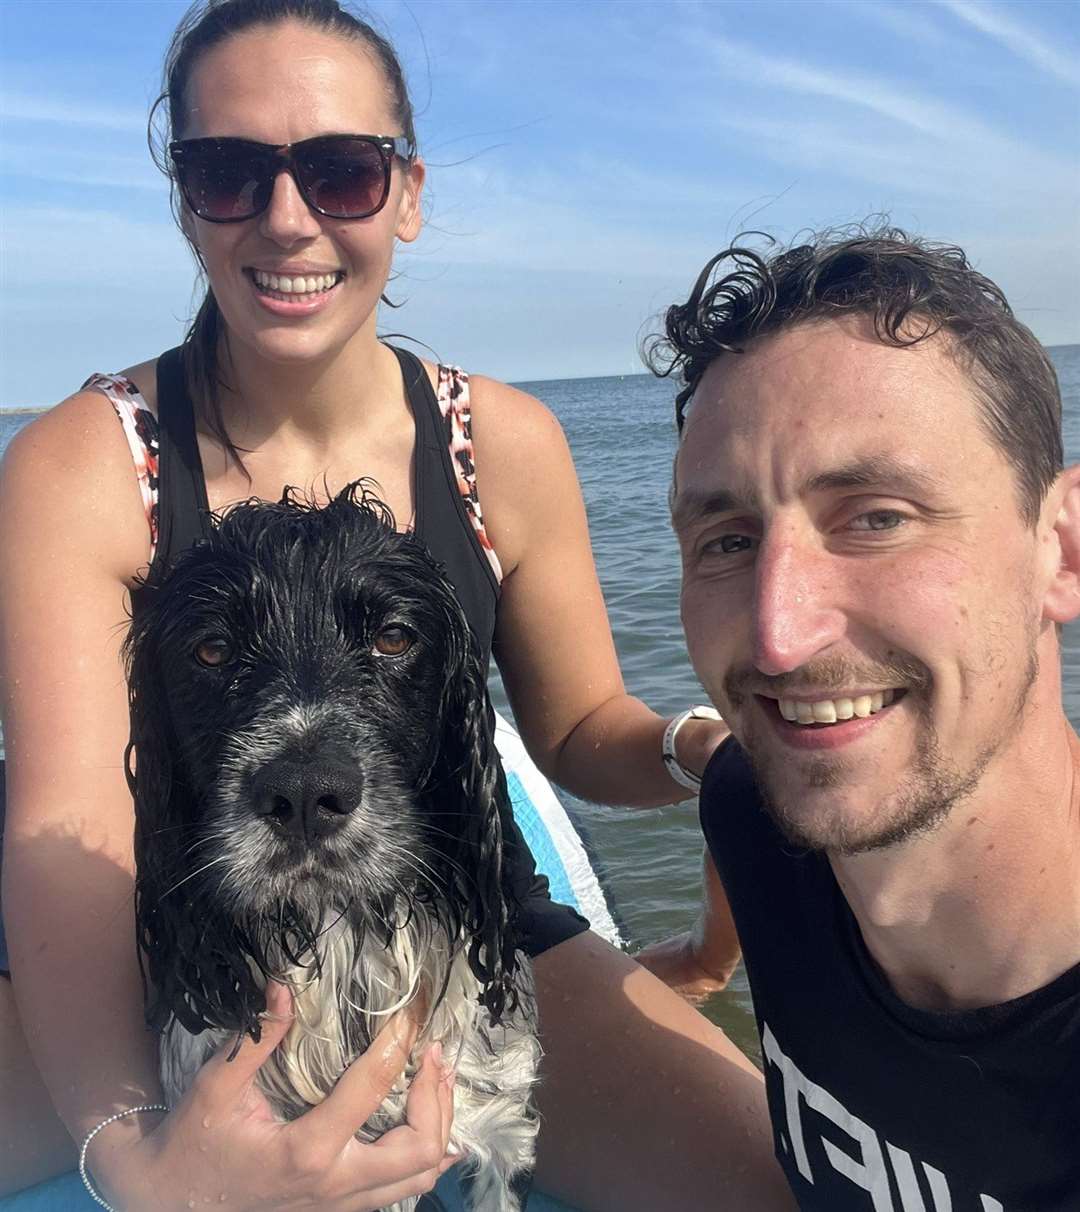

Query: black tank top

[1,349,587,976]
[139,345,500,660]
[126,344,589,958]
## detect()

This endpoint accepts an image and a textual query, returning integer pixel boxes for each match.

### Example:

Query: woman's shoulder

[463,372,567,452]
[3,359,157,473]
[450,371,580,577]
[0,363,159,575]
[97,358,160,414]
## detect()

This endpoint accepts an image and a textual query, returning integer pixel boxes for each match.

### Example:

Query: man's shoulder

[699,738,767,835]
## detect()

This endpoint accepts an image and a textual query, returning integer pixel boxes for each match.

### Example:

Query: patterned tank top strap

[435,364,503,583]
[82,372,161,562]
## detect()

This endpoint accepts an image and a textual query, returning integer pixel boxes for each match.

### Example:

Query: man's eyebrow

[804,456,947,496]
[670,487,754,530]
[671,457,947,529]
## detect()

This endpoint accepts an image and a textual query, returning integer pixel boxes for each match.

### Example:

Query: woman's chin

[228,322,350,369]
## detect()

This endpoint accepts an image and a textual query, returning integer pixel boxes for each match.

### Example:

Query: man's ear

[1041,464,1080,624]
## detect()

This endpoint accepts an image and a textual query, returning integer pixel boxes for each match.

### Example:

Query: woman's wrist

[662,707,729,794]
[80,1105,169,1211]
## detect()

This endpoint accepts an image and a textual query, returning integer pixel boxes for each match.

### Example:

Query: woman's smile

[245,266,345,313]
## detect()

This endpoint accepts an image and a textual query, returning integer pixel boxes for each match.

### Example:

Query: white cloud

[686,29,1077,203]
[843,1,952,47]
[698,30,1003,143]
[0,91,147,132]
[934,0,1080,87]
[0,205,191,285]
[0,141,166,193]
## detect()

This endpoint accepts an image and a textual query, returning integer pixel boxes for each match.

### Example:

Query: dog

[124,482,539,1212]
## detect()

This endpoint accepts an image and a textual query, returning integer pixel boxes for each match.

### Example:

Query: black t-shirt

[701,740,1080,1212]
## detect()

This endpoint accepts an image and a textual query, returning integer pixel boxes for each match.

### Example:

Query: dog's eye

[373,626,413,657]
[194,637,234,667]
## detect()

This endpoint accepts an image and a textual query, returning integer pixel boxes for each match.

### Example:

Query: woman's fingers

[299,1009,419,1147]
[365,1044,457,1175]
[194,980,296,1109]
[437,1054,455,1150]
[401,1042,444,1145]
[173,991,457,1206]
[346,1158,456,1212]
[268,1038,455,1202]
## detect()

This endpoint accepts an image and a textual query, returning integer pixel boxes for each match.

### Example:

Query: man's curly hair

[645,224,1062,525]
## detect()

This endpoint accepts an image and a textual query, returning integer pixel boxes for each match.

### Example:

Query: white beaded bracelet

[662,705,723,792]
[79,1103,169,1211]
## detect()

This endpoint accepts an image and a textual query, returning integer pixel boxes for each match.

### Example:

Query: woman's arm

[0,392,164,1147]
[470,376,726,807]
[532,932,794,1211]
[634,846,743,998]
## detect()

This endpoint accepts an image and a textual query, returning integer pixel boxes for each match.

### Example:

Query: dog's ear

[426,621,521,1025]
[125,608,267,1041]
[126,607,188,1029]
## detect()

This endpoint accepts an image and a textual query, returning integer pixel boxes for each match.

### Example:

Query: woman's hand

[635,848,741,1002]
[634,930,737,1002]
[92,983,457,1211]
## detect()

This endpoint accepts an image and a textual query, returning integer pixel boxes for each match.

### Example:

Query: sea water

[2,344,1078,1059]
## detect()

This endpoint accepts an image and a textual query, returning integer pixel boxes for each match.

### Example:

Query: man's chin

[751,759,969,856]
[757,780,885,854]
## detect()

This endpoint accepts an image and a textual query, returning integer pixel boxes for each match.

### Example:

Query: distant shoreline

[2,343,1078,412]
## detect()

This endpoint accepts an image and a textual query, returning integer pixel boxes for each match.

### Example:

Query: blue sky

[1,0,1077,407]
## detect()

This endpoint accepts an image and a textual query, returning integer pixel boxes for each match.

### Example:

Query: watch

[662,705,724,792]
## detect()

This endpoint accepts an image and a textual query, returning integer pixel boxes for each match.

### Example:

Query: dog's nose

[252,758,364,842]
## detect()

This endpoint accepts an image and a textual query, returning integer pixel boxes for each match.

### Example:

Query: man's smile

[771,688,900,724]
[752,688,906,751]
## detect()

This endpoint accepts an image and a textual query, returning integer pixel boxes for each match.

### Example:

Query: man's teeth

[778,689,895,725]
[252,270,341,294]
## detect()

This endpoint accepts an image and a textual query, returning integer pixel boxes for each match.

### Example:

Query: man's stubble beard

[730,646,1039,857]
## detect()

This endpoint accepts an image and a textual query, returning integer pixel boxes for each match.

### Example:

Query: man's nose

[259,169,322,245]
[752,531,846,676]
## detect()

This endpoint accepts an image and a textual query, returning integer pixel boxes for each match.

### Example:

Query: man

[652,229,1080,1210]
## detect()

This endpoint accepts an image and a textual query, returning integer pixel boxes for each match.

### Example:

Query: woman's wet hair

[645,223,1063,526]
[150,0,417,471]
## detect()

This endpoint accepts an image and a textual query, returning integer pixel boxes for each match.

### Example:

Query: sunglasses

[168,134,412,223]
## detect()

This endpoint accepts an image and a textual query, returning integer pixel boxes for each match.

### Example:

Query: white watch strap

[662,705,723,792]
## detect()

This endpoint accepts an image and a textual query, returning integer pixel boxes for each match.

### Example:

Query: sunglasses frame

[168,133,413,223]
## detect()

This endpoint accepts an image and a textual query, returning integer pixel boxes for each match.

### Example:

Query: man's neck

[828,715,1080,1013]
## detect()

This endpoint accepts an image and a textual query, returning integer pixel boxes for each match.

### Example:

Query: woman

[0,2,788,1208]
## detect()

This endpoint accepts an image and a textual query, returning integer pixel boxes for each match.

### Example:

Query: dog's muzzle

[250,752,364,843]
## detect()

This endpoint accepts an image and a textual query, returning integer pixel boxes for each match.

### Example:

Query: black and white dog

[124,483,539,1212]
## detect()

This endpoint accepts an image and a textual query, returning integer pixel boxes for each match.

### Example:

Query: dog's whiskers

[159,853,232,899]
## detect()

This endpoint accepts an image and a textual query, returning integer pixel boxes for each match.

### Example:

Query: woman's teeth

[252,270,341,295]
[778,689,896,725]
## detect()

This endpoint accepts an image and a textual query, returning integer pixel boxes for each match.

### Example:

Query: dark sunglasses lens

[296,138,389,218]
[179,145,270,220]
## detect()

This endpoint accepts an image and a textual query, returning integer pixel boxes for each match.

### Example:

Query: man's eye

[703,534,756,555]
[373,626,413,657]
[850,510,906,532]
[194,637,234,667]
